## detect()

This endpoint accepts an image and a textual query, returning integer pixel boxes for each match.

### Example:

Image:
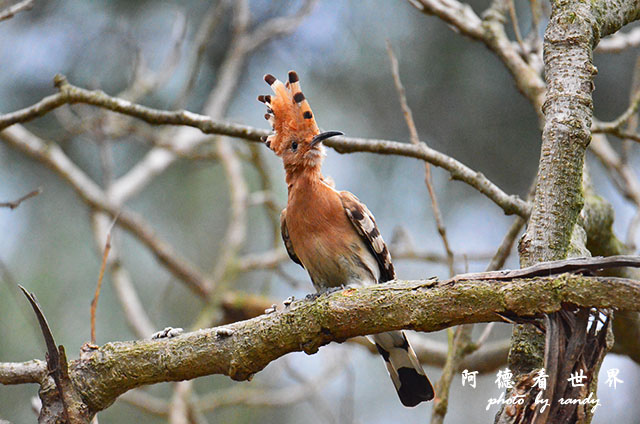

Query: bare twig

[386,40,455,276]
[241,0,319,52]
[430,197,525,422]
[247,144,281,242]
[0,187,41,209]
[196,357,344,413]
[451,254,640,282]
[118,11,186,103]
[120,356,344,416]
[386,335,509,373]
[0,74,248,134]
[280,358,338,424]
[486,216,526,271]
[475,322,496,348]
[91,216,117,344]
[589,134,640,206]
[394,248,494,264]
[431,325,473,424]
[596,26,640,53]
[118,390,169,416]
[90,212,156,339]
[0,76,529,217]
[330,136,529,216]
[236,246,495,274]
[507,0,526,55]
[208,139,248,290]
[621,54,640,163]
[592,89,640,139]
[595,129,640,143]
[88,105,157,340]
[407,0,483,40]
[628,210,640,249]
[203,1,253,295]
[0,0,34,22]
[590,57,640,248]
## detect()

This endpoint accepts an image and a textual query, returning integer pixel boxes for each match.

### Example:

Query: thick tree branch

[4,274,631,414]
[582,190,640,365]
[501,0,640,422]
[519,1,596,265]
[504,1,598,418]
[592,0,640,38]
[0,359,46,385]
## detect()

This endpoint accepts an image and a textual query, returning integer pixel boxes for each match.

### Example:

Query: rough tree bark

[2,273,640,422]
[498,0,640,423]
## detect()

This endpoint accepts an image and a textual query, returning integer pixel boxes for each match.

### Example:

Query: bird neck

[285,164,323,193]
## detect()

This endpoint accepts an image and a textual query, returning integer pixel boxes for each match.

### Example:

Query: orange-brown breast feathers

[258,71,319,156]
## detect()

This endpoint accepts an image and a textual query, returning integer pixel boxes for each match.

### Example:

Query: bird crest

[259,71,328,156]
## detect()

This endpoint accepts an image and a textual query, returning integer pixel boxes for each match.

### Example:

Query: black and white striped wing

[280,208,303,267]
[339,191,395,283]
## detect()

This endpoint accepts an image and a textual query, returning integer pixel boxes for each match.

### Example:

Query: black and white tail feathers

[372,331,434,407]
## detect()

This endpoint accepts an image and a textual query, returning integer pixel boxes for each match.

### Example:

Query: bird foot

[151,327,184,339]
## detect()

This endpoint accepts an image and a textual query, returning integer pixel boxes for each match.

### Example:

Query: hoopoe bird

[258,71,434,407]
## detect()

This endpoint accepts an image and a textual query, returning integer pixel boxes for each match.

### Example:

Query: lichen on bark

[503,0,640,422]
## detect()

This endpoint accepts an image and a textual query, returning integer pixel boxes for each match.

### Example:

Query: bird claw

[305,286,344,301]
[325,286,345,294]
[305,292,321,301]
[283,295,295,308]
[151,327,184,339]
[216,327,235,338]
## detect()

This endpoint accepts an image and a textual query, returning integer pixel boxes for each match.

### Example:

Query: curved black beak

[310,131,343,148]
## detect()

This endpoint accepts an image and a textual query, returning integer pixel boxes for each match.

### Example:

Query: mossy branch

[3,274,639,417]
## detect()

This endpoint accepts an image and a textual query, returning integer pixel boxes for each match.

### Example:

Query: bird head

[259,71,342,172]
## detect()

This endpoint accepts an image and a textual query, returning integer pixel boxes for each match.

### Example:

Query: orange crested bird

[258,71,434,407]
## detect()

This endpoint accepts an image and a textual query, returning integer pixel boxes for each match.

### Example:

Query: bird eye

[291,141,298,151]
